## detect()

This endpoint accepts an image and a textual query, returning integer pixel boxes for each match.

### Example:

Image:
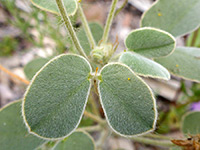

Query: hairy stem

[84,111,105,124]
[97,128,109,150]
[144,133,172,140]
[109,52,123,62]
[39,141,58,150]
[131,136,175,147]
[56,0,88,59]
[77,125,102,132]
[78,4,96,49]
[89,93,101,117]
[35,141,49,150]
[102,0,118,43]
[114,0,128,17]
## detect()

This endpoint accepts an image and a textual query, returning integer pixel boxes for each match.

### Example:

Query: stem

[89,94,101,117]
[144,133,172,140]
[191,29,199,46]
[35,141,49,150]
[114,0,128,17]
[131,137,175,147]
[109,52,123,62]
[84,111,105,124]
[77,125,102,132]
[40,141,58,150]
[56,0,88,59]
[96,128,109,150]
[0,64,30,85]
[78,4,96,49]
[102,0,118,43]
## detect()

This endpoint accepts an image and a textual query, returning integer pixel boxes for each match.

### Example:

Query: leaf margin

[0,99,21,112]
[30,0,78,16]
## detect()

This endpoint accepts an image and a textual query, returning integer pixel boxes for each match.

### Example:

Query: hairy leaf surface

[125,27,175,58]
[155,47,200,83]
[141,0,200,37]
[98,63,157,136]
[0,100,45,150]
[23,54,92,139]
[119,52,170,80]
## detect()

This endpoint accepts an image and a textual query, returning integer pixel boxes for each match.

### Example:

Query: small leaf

[31,0,78,16]
[181,111,200,135]
[24,58,49,80]
[98,63,157,136]
[119,52,170,80]
[0,100,45,150]
[141,0,200,37]
[125,27,175,58]
[54,131,95,150]
[155,47,200,83]
[77,22,104,56]
[22,54,92,139]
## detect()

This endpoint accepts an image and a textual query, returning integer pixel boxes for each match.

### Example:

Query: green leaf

[141,0,200,37]
[22,54,92,139]
[24,58,50,80]
[155,47,200,83]
[98,63,157,136]
[77,22,104,56]
[125,27,176,58]
[181,111,200,135]
[119,52,170,80]
[54,131,95,150]
[31,0,78,16]
[0,100,45,150]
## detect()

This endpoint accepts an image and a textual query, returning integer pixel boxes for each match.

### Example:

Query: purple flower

[190,101,200,111]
